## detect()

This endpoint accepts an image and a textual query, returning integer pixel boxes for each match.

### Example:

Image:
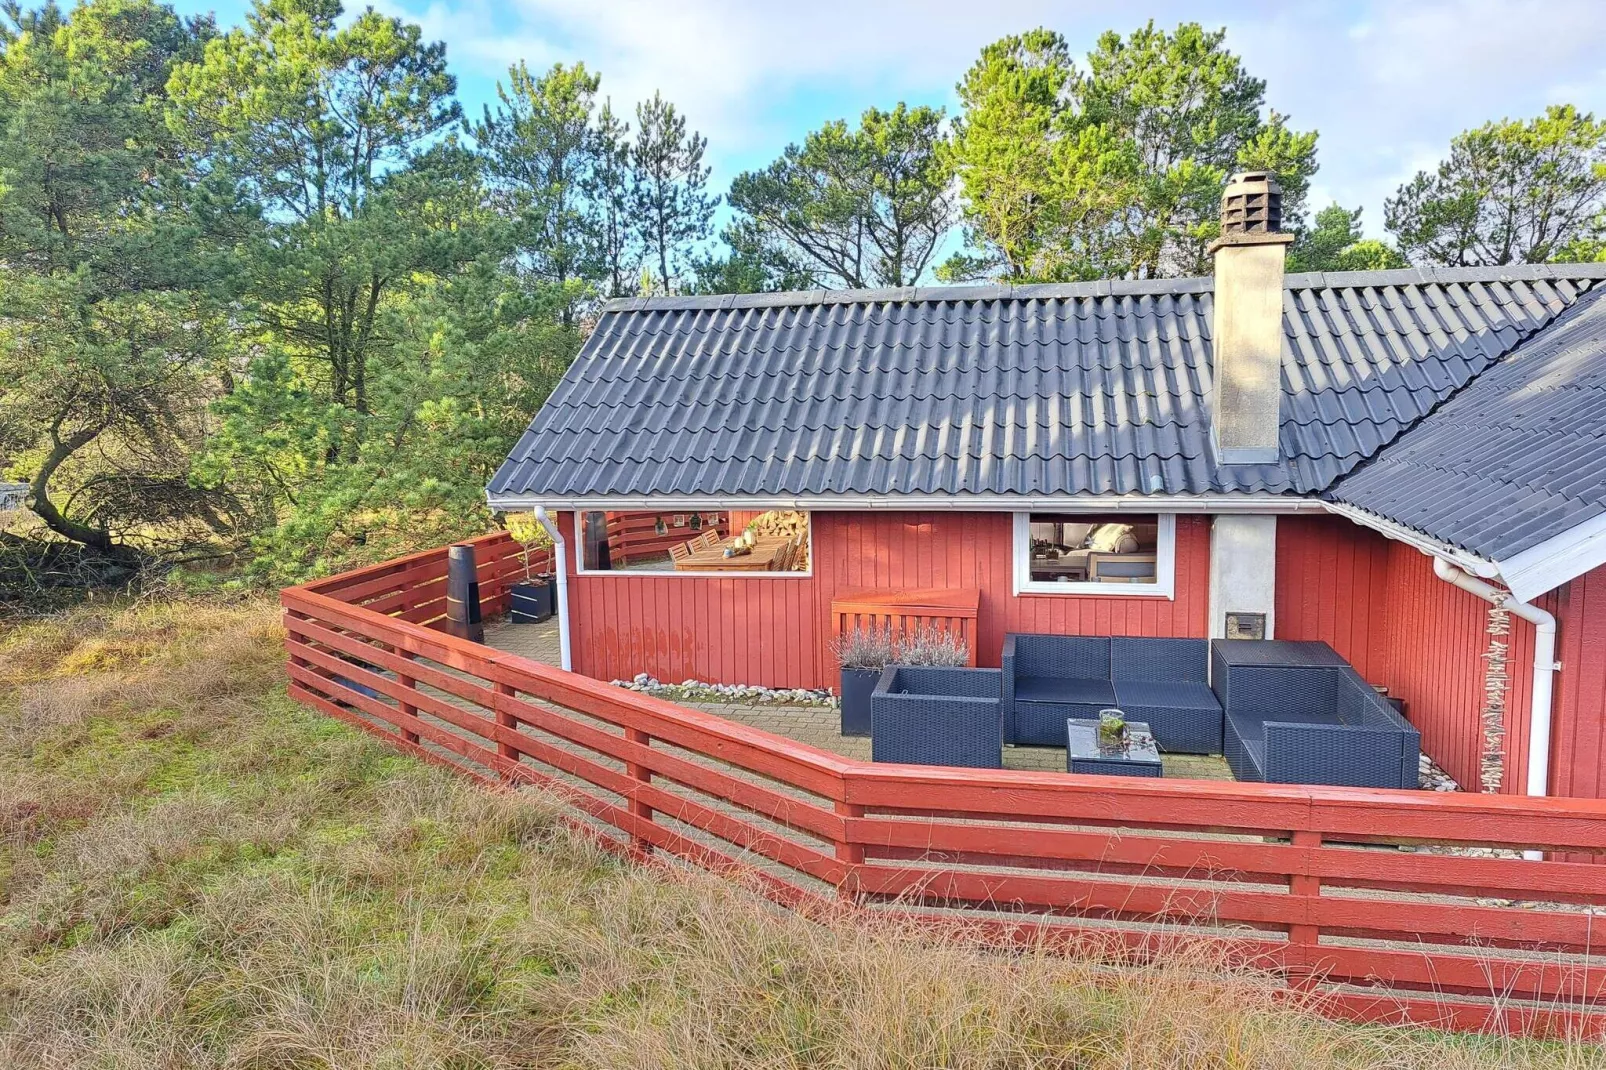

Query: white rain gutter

[487,491,1331,515]
[1430,557,1559,829]
[1327,501,1502,581]
[533,507,572,672]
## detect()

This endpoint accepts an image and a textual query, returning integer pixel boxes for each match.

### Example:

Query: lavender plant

[893,627,970,667]
[831,626,897,670]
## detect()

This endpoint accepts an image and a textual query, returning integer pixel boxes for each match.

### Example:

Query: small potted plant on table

[832,626,895,736]
[506,513,555,622]
[1097,709,1128,750]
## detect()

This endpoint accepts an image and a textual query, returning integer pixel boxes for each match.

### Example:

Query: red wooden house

[488,173,1606,805]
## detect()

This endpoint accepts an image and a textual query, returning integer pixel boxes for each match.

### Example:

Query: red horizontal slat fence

[604,511,728,566]
[283,538,1606,1040]
[301,531,547,628]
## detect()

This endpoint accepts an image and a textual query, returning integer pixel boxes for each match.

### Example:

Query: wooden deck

[487,620,1231,778]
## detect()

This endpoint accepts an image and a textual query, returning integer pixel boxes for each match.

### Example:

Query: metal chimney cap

[1210,171,1293,254]
[1220,170,1284,236]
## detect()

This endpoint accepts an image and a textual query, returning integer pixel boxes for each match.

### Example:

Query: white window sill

[1016,581,1175,599]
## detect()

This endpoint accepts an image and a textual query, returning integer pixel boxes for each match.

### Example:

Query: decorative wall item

[1480,605,1510,793]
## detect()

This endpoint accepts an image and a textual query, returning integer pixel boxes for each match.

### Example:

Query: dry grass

[0,596,1600,1068]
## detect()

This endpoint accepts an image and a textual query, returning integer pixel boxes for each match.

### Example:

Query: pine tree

[630,91,716,292]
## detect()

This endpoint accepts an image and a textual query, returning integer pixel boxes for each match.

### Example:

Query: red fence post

[394,645,421,746]
[1286,829,1322,989]
[835,800,864,904]
[625,727,654,857]
[285,610,316,675]
[493,681,518,780]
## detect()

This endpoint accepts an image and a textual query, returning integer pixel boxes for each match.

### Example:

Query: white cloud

[1228,0,1606,234]
[405,0,1084,151]
[378,0,1606,238]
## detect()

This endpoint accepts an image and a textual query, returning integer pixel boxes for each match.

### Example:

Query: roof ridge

[599,262,1606,315]
[1324,280,1604,497]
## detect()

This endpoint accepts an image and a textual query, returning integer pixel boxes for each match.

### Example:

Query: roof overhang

[485,491,1331,515]
[1325,500,1606,602]
[1321,501,1503,580]
[1493,510,1606,604]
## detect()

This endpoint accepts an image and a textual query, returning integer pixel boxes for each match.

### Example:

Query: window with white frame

[1012,512,1176,597]
[575,510,812,576]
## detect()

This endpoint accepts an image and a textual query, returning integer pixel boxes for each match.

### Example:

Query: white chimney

[1209,171,1293,465]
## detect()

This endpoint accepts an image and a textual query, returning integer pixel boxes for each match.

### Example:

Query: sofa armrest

[873,664,902,697]
[1264,722,1412,789]
[1001,635,1017,744]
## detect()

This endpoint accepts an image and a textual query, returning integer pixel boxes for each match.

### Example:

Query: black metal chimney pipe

[445,543,485,643]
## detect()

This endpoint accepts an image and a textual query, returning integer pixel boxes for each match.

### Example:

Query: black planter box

[839,666,881,737]
[509,579,554,623]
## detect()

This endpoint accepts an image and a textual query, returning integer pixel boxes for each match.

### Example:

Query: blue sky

[174,0,1606,243]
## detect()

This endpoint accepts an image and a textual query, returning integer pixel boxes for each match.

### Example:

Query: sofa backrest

[1221,664,1339,719]
[1110,638,1208,683]
[1012,634,1110,679]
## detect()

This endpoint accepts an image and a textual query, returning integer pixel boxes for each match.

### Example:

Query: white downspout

[1430,556,1559,855]
[534,507,573,672]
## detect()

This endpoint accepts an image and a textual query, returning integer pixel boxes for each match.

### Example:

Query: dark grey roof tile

[491,266,1605,508]
[1329,289,1606,561]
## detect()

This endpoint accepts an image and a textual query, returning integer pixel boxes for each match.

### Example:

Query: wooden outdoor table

[674,535,791,572]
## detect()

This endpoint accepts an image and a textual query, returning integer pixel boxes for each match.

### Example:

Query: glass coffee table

[1065,719,1163,777]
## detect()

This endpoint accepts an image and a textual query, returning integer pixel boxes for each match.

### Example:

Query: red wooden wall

[1274,516,1393,681]
[1378,542,1536,795]
[564,511,1210,690]
[1551,564,1606,800]
[560,508,1605,802]
[816,512,1210,684]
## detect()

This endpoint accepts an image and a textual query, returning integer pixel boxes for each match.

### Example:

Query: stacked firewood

[744,510,810,571]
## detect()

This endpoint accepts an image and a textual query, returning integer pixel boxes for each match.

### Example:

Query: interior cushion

[1088,524,1134,553]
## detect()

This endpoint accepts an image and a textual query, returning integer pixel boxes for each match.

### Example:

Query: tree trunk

[27,428,137,563]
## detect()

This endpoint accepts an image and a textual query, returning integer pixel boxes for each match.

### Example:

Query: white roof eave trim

[485,491,1332,515]
[1495,510,1606,604]
[1320,500,1504,580]
[491,490,1606,596]
[1328,500,1606,601]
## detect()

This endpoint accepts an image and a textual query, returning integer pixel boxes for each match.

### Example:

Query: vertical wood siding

[1274,516,1393,680]
[808,512,1211,684]
[1274,516,1542,795]
[1380,542,1506,792]
[1551,564,1606,800]
[564,510,1209,690]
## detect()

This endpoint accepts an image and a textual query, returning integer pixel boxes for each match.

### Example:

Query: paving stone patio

[485,619,1234,780]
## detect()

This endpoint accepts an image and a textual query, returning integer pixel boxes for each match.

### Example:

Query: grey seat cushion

[1015,676,1116,706]
[1112,679,1219,711]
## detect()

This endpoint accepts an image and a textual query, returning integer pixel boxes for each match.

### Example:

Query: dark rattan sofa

[871,665,1004,769]
[1001,635,1223,753]
[1213,639,1420,789]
